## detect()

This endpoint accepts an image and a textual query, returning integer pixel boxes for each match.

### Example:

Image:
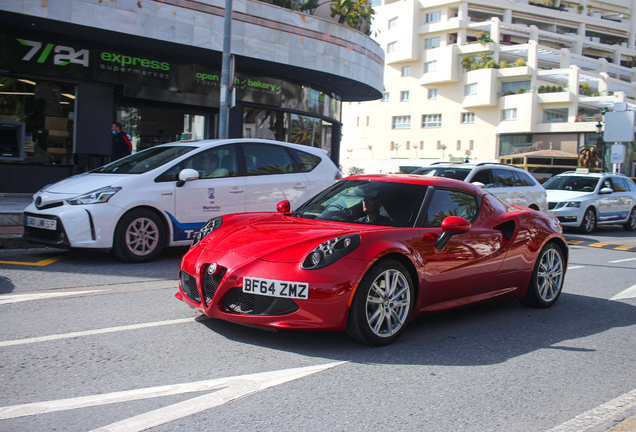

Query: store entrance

[116,105,216,152]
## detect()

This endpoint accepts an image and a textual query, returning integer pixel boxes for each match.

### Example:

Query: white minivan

[24,139,342,262]
[411,162,548,211]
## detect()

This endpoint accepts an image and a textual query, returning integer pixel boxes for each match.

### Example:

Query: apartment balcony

[535,121,598,133]
[458,42,496,55]
[537,92,575,104]
[497,66,532,78]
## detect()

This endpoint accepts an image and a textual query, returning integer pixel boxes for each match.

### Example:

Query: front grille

[37,202,63,210]
[222,287,298,315]
[203,266,227,305]
[180,271,200,303]
[24,226,61,239]
[548,202,557,210]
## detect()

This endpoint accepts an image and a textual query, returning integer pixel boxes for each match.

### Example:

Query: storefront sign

[1,32,340,120]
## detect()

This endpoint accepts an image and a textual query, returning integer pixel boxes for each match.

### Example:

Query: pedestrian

[111,122,132,161]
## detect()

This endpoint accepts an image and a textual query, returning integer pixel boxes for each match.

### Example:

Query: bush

[538,85,545,93]
[347,167,365,176]
[517,87,526,94]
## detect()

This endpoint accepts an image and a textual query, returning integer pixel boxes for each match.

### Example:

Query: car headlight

[67,186,122,205]
[565,201,581,208]
[191,217,223,247]
[302,234,360,270]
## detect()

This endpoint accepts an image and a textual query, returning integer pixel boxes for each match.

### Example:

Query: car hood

[199,213,369,262]
[546,190,591,202]
[32,173,134,206]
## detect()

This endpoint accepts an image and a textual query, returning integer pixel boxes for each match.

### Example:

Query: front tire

[521,243,565,308]
[113,209,165,263]
[578,207,596,234]
[624,208,636,231]
[346,260,414,346]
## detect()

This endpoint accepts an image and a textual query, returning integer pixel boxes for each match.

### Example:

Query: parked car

[411,163,548,212]
[544,170,636,233]
[23,139,342,262]
[177,175,568,346]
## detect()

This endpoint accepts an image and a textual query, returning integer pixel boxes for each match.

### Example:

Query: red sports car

[177,175,568,346]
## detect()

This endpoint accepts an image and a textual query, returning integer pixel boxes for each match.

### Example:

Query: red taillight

[335,170,343,181]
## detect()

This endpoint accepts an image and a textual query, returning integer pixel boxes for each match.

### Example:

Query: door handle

[229,188,244,194]
[294,183,307,189]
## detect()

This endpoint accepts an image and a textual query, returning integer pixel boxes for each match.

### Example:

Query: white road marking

[0,318,196,347]
[609,257,636,263]
[0,290,108,305]
[0,362,346,431]
[610,284,636,301]
[567,266,584,270]
[546,387,636,432]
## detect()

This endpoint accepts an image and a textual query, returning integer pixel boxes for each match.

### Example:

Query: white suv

[544,170,636,233]
[411,163,548,211]
[24,139,342,262]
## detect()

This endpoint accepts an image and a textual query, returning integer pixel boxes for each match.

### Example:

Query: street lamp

[595,108,608,172]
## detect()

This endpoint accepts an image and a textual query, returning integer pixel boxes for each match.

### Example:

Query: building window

[382,92,389,101]
[461,112,475,123]
[392,116,411,129]
[428,89,438,99]
[420,141,424,150]
[422,114,442,127]
[424,61,437,73]
[400,91,410,101]
[356,117,360,127]
[465,83,477,95]
[366,116,369,126]
[426,11,441,23]
[469,140,474,150]
[406,141,410,150]
[502,108,517,121]
[388,17,398,29]
[424,37,441,49]
[401,66,411,77]
[436,140,442,149]
[502,80,531,95]
[543,108,568,123]
[390,141,395,150]
[456,140,461,150]
[387,42,397,53]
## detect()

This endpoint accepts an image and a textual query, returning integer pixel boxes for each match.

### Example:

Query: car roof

[345,174,487,196]
[553,171,624,178]
[421,163,526,172]
[152,138,329,157]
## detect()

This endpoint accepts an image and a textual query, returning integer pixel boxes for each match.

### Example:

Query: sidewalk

[0,193,35,249]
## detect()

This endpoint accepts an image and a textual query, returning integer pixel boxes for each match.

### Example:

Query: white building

[341,0,636,177]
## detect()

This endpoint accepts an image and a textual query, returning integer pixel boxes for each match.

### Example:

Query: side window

[470,169,492,187]
[624,178,636,191]
[244,143,295,175]
[493,168,516,187]
[289,148,321,172]
[425,188,479,227]
[601,178,613,190]
[612,177,626,192]
[154,145,238,182]
[191,145,238,179]
[514,171,535,187]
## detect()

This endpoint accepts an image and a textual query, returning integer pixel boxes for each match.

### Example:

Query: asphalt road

[0,229,635,432]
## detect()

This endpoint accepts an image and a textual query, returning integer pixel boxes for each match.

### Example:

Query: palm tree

[578,145,601,169]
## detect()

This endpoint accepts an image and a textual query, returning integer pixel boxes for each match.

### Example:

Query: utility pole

[219,0,233,139]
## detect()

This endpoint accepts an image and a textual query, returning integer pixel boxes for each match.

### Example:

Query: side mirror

[435,216,471,250]
[277,200,291,213]
[471,181,486,188]
[599,187,613,195]
[176,168,199,187]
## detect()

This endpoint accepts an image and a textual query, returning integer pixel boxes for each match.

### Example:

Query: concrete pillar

[458,28,467,46]
[560,48,571,69]
[599,71,609,96]
[612,48,621,65]
[458,2,468,20]
[568,65,580,95]
[491,18,500,63]
[529,42,538,92]
[529,25,539,43]
[630,0,636,49]
[503,9,512,23]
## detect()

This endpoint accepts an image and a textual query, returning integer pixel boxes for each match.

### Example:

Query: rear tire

[624,208,636,231]
[521,243,565,308]
[577,207,596,234]
[113,209,165,263]
[346,260,414,346]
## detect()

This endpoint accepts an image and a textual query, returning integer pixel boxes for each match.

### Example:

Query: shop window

[0,75,76,165]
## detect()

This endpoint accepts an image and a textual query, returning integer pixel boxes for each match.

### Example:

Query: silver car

[411,163,548,211]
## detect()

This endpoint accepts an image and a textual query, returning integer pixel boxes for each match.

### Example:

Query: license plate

[26,216,57,231]
[243,277,308,299]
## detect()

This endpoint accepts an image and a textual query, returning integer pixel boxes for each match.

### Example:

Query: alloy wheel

[536,248,564,302]
[126,217,160,256]
[365,269,411,338]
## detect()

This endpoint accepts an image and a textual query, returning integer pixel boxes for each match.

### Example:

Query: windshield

[295,180,428,227]
[93,146,197,174]
[411,167,472,181]
[543,175,599,192]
